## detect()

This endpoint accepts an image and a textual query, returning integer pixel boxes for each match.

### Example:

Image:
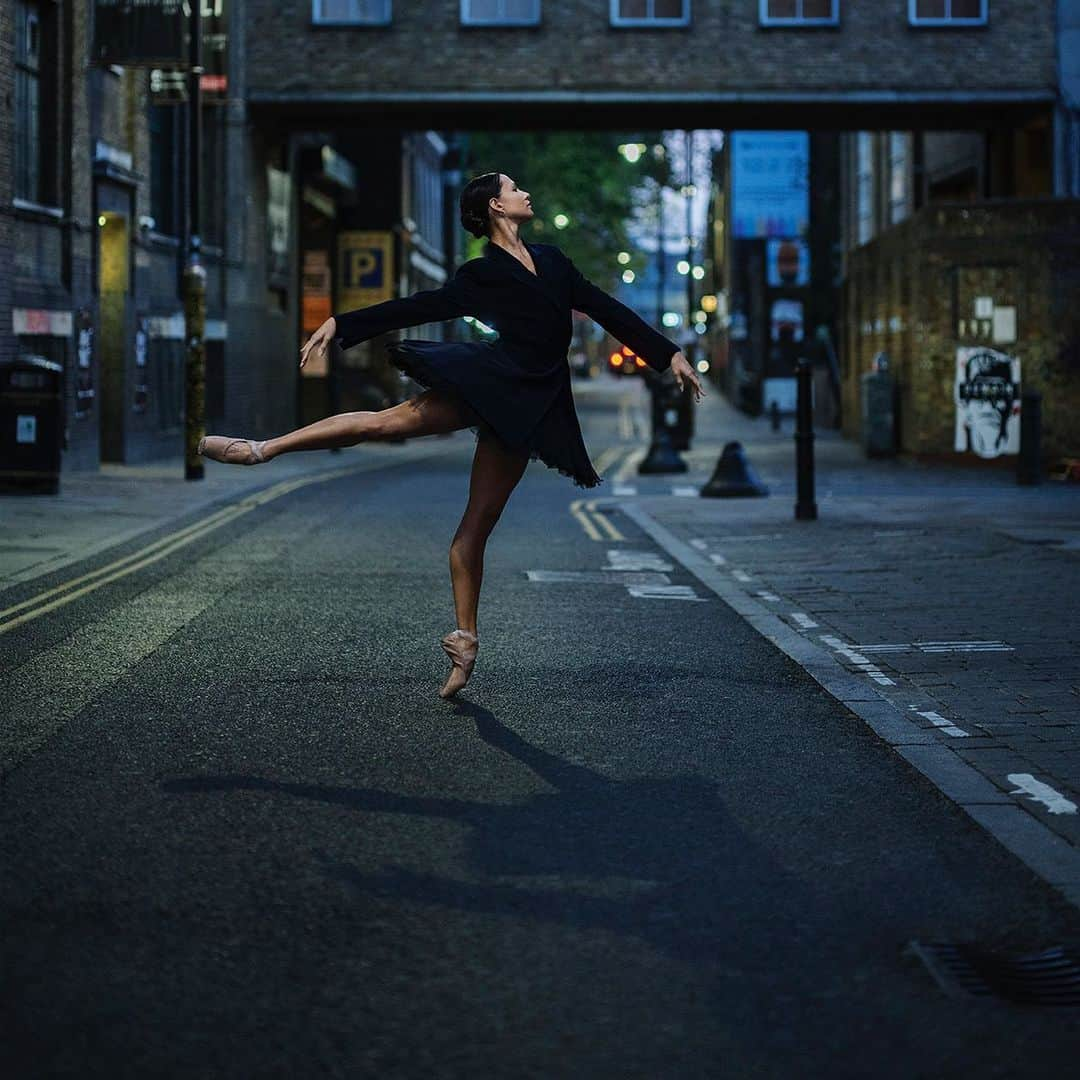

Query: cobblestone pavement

[595,380,1080,855]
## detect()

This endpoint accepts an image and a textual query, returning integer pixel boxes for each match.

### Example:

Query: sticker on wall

[954,346,1021,459]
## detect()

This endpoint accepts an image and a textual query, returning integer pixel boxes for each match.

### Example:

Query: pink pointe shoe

[197,436,268,465]
[439,629,478,699]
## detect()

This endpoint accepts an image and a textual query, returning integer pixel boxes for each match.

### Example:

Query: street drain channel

[908,941,1080,1007]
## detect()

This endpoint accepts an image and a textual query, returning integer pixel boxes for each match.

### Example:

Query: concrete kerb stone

[617,499,1080,913]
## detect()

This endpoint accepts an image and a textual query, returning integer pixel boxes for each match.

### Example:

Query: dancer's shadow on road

[162,699,825,968]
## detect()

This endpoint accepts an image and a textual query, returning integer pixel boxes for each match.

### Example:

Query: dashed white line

[790,613,818,629]
[756,591,781,602]
[708,554,727,566]
[613,485,638,496]
[671,486,699,497]
[689,539,709,550]
[915,710,970,738]
[732,570,753,583]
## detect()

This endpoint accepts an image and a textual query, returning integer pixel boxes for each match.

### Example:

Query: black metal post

[794,356,817,520]
[1017,389,1043,486]
[183,4,206,480]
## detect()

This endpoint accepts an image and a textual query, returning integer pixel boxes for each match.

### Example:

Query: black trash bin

[1,355,64,494]
[649,372,695,451]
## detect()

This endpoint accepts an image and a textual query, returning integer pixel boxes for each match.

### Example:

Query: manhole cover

[908,941,1080,1007]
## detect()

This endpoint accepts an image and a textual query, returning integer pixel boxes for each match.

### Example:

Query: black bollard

[794,357,817,520]
[1017,389,1042,486]
[700,441,769,497]
[770,400,781,432]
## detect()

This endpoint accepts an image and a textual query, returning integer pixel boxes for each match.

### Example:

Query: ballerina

[199,171,705,698]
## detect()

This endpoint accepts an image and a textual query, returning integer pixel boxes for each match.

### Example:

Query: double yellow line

[0,462,373,638]
[569,499,625,542]
[568,444,632,542]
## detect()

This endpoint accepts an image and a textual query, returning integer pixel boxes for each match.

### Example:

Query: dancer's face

[491,174,533,225]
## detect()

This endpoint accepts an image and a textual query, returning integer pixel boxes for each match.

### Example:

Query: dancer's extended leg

[199,389,478,464]
[260,389,478,460]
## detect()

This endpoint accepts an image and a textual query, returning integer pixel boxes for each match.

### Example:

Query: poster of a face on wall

[954,346,1021,459]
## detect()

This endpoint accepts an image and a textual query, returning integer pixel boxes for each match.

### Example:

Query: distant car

[607,345,647,377]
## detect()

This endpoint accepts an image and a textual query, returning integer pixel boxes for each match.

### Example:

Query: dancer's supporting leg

[259,389,475,460]
[448,432,529,637]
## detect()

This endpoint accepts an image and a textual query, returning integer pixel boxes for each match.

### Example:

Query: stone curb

[617,499,1080,913]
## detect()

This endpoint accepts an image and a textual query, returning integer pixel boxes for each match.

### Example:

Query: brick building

[5,1,1077,474]
[0,2,458,475]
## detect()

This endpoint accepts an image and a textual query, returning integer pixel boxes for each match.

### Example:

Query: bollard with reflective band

[795,357,817,520]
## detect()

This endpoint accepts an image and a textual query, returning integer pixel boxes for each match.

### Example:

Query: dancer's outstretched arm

[300,265,478,370]
[558,248,705,400]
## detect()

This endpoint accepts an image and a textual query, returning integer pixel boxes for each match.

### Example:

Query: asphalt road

[2,380,1079,1078]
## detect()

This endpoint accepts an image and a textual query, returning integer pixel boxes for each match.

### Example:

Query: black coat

[333,240,680,488]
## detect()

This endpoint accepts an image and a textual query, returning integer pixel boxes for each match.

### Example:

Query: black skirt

[386,339,603,489]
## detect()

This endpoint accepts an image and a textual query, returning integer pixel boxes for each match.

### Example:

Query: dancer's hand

[300,317,336,370]
[671,352,706,402]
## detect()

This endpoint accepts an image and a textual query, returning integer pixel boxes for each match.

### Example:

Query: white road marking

[672,486,698,497]
[526,570,670,585]
[709,553,727,566]
[627,584,707,601]
[915,710,970,738]
[605,550,673,572]
[732,570,753,582]
[613,485,637,496]
[820,636,898,686]
[689,539,709,550]
[790,613,818,629]
[853,640,1013,655]
[1006,774,1078,815]
[756,591,781,602]
[710,533,783,542]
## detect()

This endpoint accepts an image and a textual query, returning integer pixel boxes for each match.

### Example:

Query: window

[312,0,391,25]
[909,0,987,26]
[888,133,910,225]
[759,0,839,26]
[461,0,540,25]
[856,132,876,246]
[14,0,54,204]
[610,1,690,28]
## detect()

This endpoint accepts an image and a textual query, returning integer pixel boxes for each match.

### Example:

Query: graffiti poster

[954,346,1021,458]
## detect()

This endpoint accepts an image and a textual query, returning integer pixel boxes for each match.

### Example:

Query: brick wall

[247,1,1057,113]
[842,200,1080,463]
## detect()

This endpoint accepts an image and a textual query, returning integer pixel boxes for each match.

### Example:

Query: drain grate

[908,941,1080,1007]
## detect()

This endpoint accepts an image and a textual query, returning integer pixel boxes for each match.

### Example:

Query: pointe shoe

[197,435,268,465]
[439,629,478,699]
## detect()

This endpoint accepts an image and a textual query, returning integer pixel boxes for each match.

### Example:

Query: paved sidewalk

[602,380,1080,897]
[0,438,455,588]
